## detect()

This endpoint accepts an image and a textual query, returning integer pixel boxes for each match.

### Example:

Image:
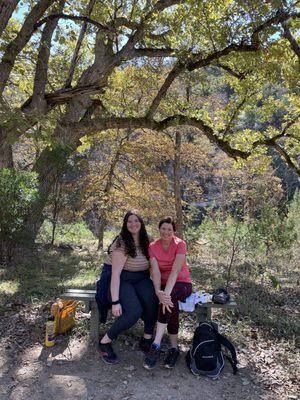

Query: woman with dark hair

[98,211,158,364]
[143,216,192,370]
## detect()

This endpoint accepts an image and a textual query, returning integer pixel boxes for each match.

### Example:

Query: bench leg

[197,307,212,323]
[84,301,90,313]
[90,302,100,342]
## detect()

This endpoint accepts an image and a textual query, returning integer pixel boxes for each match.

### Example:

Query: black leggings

[107,270,158,341]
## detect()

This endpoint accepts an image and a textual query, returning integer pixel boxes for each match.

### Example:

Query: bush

[0,168,39,262]
[37,219,96,247]
[194,197,298,288]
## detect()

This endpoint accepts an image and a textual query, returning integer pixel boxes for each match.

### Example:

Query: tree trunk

[29,0,66,113]
[173,131,183,238]
[50,176,61,245]
[0,0,20,37]
[0,140,13,168]
[21,35,126,241]
[0,0,55,94]
[97,216,106,250]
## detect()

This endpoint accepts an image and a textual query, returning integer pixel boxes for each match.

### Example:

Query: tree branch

[111,16,139,30]
[223,93,256,136]
[22,83,105,110]
[118,0,183,58]
[0,0,20,37]
[65,0,97,88]
[69,112,300,176]
[251,9,300,48]
[281,20,300,69]
[217,63,247,80]
[188,9,300,72]
[132,47,176,58]
[72,114,250,160]
[252,114,300,148]
[34,13,113,32]
[0,0,55,95]
[146,63,184,118]
[272,142,300,175]
[28,0,66,113]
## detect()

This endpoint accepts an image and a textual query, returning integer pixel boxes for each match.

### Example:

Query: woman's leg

[105,280,143,341]
[134,277,158,338]
[153,282,192,345]
[99,272,144,364]
[143,282,192,369]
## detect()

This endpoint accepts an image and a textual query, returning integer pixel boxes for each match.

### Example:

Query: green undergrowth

[0,247,105,307]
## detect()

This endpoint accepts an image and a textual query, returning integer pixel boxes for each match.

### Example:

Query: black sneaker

[143,345,161,370]
[98,342,119,364]
[164,347,180,369]
[138,337,153,354]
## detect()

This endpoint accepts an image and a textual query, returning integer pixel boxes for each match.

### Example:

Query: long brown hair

[108,211,150,259]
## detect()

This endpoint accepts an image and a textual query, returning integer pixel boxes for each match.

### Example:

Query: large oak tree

[0,0,299,237]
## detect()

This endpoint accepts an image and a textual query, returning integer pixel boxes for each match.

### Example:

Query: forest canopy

[0,0,299,243]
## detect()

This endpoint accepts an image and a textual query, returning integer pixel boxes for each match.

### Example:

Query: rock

[241,378,250,386]
[124,365,135,371]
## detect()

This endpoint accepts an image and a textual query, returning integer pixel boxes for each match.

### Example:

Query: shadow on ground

[1,321,269,400]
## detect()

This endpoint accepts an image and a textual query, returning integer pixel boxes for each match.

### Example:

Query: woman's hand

[157,290,173,314]
[112,303,122,317]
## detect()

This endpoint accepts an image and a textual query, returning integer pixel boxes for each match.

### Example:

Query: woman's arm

[110,250,127,317]
[150,257,161,295]
[150,257,173,312]
[163,253,186,296]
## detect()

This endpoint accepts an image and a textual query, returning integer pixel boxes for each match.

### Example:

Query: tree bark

[0,0,20,37]
[64,0,97,88]
[97,216,106,250]
[0,0,55,94]
[29,0,66,113]
[50,175,62,245]
[22,30,119,239]
[173,130,183,238]
[0,140,13,168]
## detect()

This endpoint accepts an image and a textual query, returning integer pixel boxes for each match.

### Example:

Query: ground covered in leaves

[0,244,299,400]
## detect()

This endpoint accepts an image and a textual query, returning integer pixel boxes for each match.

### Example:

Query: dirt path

[1,334,273,400]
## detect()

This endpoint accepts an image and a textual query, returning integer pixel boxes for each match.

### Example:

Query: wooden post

[197,306,207,323]
[90,301,100,342]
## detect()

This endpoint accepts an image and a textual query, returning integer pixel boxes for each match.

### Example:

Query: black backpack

[185,322,238,379]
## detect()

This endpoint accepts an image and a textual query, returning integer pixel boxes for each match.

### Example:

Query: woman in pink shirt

[143,217,192,370]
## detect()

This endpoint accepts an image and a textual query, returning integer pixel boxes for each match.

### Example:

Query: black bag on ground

[185,321,238,379]
[212,288,230,304]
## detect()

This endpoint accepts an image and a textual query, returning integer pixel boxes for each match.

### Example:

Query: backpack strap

[216,332,238,374]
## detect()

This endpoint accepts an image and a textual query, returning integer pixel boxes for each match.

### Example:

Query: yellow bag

[51,299,77,334]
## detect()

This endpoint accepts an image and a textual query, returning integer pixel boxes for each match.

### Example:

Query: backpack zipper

[192,339,214,357]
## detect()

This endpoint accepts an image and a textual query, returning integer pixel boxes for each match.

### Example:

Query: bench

[61,288,237,342]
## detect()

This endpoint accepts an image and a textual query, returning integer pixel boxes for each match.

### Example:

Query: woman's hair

[158,216,176,231]
[108,211,150,259]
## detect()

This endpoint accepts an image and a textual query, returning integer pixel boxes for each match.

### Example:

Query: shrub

[0,168,39,262]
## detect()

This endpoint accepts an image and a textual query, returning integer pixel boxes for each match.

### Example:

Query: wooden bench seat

[61,288,237,342]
